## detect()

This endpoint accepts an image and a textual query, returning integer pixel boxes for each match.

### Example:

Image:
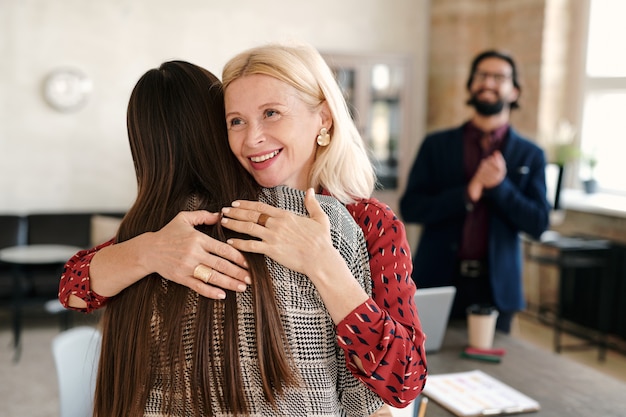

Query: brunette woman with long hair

[92,61,381,416]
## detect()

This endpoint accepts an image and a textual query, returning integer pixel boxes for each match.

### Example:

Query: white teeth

[250,150,279,163]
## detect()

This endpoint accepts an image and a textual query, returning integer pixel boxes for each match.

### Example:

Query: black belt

[459,260,488,278]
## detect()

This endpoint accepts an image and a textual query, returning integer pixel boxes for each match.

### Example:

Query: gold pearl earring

[316,127,331,146]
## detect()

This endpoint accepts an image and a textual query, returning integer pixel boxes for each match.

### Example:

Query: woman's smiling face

[224,74,327,190]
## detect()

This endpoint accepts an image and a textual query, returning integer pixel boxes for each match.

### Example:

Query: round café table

[0,244,82,362]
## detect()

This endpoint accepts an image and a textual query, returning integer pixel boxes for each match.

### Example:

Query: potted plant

[546,121,580,209]
[582,153,598,194]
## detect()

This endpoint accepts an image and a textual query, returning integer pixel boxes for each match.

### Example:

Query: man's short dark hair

[466,50,521,109]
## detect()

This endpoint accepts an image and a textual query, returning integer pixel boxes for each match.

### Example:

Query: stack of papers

[422,370,540,416]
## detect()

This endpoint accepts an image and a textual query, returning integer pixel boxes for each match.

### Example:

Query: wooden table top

[417,321,626,417]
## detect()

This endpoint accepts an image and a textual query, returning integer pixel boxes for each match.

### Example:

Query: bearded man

[400,50,550,333]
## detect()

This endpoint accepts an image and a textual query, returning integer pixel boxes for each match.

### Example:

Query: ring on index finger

[257,213,271,227]
[193,264,214,284]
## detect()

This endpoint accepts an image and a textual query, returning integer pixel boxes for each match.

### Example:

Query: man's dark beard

[467,96,506,116]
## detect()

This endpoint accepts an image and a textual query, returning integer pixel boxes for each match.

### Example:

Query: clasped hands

[467,150,507,202]
[155,189,332,299]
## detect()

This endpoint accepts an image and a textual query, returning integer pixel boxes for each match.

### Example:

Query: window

[324,54,409,192]
[580,0,626,193]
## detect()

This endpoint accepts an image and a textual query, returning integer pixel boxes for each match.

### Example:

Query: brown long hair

[93,61,297,417]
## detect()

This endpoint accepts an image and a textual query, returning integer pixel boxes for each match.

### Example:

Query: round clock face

[43,68,92,112]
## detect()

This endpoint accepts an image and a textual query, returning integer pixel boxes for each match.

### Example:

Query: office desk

[524,235,612,360]
[0,244,81,361]
[421,323,626,417]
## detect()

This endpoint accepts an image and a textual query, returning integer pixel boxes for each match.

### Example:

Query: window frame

[576,0,626,195]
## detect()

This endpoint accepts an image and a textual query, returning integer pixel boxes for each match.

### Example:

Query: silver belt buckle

[461,260,482,277]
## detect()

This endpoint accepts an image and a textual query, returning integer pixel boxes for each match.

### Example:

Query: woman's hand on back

[219,189,335,277]
[147,211,252,298]
[89,210,251,301]
[219,188,369,323]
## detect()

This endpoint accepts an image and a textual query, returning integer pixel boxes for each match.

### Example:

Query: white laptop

[414,286,456,353]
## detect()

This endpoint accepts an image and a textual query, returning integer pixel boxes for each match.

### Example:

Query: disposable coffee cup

[466,304,499,349]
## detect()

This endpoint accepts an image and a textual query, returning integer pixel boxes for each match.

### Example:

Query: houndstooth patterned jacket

[145,186,384,417]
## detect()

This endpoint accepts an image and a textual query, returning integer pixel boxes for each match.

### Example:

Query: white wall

[0,0,430,213]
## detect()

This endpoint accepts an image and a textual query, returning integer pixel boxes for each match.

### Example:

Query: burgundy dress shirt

[458,121,509,261]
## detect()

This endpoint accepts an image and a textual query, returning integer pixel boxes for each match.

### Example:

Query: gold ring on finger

[193,264,214,284]
[257,213,271,227]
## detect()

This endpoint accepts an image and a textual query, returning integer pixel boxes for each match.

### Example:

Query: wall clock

[42,68,92,112]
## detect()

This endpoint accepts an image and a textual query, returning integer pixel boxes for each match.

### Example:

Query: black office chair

[26,213,92,247]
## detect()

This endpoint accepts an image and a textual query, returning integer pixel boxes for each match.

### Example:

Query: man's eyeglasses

[473,71,512,84]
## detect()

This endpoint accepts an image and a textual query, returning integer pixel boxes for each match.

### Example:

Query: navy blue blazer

[400,124,550,312]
